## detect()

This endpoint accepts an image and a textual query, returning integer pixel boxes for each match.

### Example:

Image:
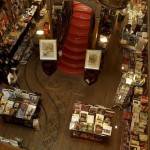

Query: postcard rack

[69,101,115,142]
[0,88,41,129]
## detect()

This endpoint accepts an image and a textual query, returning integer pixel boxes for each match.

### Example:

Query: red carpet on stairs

[58,0,92,76]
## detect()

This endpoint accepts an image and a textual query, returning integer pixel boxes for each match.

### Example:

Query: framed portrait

[39,39,57,60]
[84,50,102,70]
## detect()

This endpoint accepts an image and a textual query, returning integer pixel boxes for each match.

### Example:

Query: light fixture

[98,0,130,9]
[100,35,108,43]
[36,30,44,35]
[115,125,118,129]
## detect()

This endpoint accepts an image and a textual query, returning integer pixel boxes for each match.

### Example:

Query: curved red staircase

[58,0,92,75]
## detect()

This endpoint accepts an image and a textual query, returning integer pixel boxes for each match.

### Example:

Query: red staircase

[58,0,92,75]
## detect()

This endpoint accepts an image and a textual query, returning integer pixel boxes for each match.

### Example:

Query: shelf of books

[0,88,41,129]
[119,1,148,149]
[0,4,37,55]
[69,101,115,142]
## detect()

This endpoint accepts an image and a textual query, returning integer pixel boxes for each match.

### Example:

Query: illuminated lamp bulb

[36,30,44,35]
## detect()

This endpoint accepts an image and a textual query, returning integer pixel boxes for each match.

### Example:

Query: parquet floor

[0,15,124,150]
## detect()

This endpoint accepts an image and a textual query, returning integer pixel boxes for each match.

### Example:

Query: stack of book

[0,89,40,121]
[69,101,114,137]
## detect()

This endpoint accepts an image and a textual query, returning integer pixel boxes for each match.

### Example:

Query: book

[102,125,112,136]
[71,114,80,122]
[16,102,28,118]
[87,115,94,124]
[81,104,91,112]
[79,122,87,132]
[24,104,36,120]
[89,106,98,115]
[79,111,88,122]
[0,98,7,114]
[97,106,106,115]
[94,123,103,135]
[95,114,104,124]
[87,123,94,132]
[3,100,14,115]
[73,102,82,114]
[69,122,76,130]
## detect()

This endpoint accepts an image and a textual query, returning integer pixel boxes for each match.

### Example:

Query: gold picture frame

[84,50,102,70]
[39,39,57,60]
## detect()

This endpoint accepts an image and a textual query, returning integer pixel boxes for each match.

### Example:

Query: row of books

[0,98,37,120]
[113,72,134,107]
[69,101,114,136]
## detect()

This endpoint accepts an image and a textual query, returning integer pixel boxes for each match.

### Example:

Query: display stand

[84,50,102,85]
[0,88,41,129]
[69,101,115,142]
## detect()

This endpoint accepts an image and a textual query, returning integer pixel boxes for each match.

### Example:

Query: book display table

[69,101,115,142]
[84,50,102,85]
[0,88,41,129]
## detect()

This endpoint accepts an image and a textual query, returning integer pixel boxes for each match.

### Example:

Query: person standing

[7,68,19,88]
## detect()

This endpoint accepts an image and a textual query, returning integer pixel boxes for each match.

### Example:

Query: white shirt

[7,72,17,85]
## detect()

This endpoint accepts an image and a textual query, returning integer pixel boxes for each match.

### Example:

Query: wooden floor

[0,18,124,150]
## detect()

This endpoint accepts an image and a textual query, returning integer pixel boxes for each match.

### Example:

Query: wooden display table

[84,50,102,85]
[0,89,41,129]
[69,101,115,142]
[0,144,24,150]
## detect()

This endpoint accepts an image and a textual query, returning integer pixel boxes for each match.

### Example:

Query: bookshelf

[69,101,115,142]
[0,88,41,129]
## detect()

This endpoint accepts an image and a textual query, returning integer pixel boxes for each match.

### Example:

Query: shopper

[7,68,19,88]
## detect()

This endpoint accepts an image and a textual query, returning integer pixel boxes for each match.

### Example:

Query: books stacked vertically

[69,101,114,137]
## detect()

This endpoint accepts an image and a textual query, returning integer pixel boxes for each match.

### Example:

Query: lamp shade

[98,0,130,9]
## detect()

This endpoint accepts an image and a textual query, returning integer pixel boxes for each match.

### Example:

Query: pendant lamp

[98,0,130,9]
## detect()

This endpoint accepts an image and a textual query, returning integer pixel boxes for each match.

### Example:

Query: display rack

[0,88,41,129]
[69,101,115,142]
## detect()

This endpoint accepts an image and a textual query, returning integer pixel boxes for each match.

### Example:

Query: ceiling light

[100,36,108,43]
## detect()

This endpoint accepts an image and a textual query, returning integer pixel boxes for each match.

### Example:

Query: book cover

[87,115,94,124]
[24,104,36,120]
[94,123,103,135]
[0,98,7,114]
[3,100,14,115]
[16,102,28,118]
[87,123,94,132]
[79,111,88,122]
[97,106,106,115]
[71,114,80,122]
[73,102,82,114]
[89,106,98,115]
[95,114,104,124]
[79,122,88,132]
[81,104,91,112]
[102,125,112,136]
[69,122,76,130]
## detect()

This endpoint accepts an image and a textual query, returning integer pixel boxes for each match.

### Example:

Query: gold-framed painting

[39,39,57,60]
[84,50,102,70]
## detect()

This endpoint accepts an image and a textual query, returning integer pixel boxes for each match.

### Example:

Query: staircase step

[69,26,89,37]
[73,12,91,20]
[59,56,85,68]
[73,0,81,5]
[58,63,84,76]
[73,5,92,14]
[65,40,88,49]
[63,42,87,53]
[71,19,91,29]
[66,33,88,45]
[62,49,86,61]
